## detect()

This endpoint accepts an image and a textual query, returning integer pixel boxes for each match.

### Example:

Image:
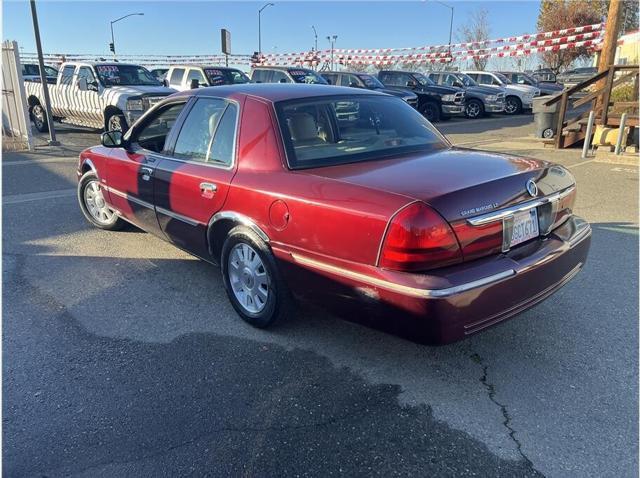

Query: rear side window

[169,68,185,87]
[173,98,237,165]
[60,65,75,85]
[276,95,447,169]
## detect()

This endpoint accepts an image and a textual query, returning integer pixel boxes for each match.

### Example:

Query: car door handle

[200,182,217,198]
[140,167,153,181]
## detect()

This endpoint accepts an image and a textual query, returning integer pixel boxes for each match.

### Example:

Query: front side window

[413,73,435,86]
[251,69,270,83]
[340,74,361,87]
[60,65,75,85]
[287,69,327,84]
[381,72,410,87]
[358,74,384,89]
[277,95,448,169]
[322,73,338,85]
[186,69,207,87]
[169,68,185,87]
[134,102,187,153]
[226,69,250,84]
[173,98,237,165]
[78,67,97,84]
[271,70,291,83]
[96,64,160,86]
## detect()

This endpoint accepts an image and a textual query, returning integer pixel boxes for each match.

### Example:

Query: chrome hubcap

[228,243,269,314]
[84,180,115,224]
[467,103,480,117]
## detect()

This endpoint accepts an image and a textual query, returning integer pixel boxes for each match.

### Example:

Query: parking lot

[3,113,638,476]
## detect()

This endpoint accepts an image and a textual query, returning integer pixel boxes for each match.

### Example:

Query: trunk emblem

[526,179,538,197]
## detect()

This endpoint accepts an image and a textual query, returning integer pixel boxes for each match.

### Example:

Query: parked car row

[25,58,576,134]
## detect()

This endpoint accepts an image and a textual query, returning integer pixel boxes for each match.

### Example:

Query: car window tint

[173,98,235,164]
[60,65,75,85]
[382,73,411,87]
[135,102,186,153]
[209,103,238,166]
[227,70,249,84]
[277,95,447,169]
[271,70,291,83]
[251,69,269,83]
[186,69,206,86]
[322,73,338,85]
[78,67,96,84]
[169,68,185,86]
[341,74,360,87]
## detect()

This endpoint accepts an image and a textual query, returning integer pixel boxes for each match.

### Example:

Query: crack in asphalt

[470,352,545,478]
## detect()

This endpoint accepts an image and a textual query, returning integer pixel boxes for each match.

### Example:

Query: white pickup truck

[25,61,176,132]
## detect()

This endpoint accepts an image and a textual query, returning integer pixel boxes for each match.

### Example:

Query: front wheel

[419,101,441,123]
[78,171,125,230]
[465,99,484,119]
[504,96,523,115]
[221,226,295,328]
[31,103,49,132]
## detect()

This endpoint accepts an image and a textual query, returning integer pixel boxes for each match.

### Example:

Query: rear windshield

[276,95,448,169]
[287,69,327,84]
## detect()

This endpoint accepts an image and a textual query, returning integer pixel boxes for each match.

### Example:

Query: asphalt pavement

[3,114,638,477]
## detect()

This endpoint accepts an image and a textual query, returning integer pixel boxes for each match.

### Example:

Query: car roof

[169,65,240,70]
[379,70,420,74]
[321,71,371,75]
[252,66,314,71]
[174,83,387,102]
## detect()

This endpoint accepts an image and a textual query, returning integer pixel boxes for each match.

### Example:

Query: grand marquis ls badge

[526,179,538,197]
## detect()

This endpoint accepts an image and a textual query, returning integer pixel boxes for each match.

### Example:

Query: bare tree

[457,8,491,70]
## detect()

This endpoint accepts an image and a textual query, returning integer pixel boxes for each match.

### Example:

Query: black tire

[465,99,485,119]
[221,226,295,328]
[77,171,125,231]
[105,111,128,133]
[419,101,441,123]
[31,102,49,132]
[504,96,523,115]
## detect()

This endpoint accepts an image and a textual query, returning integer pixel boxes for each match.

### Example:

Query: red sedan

[77,84,591,344]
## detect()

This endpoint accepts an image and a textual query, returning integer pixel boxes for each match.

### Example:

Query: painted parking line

[3,189,76,205]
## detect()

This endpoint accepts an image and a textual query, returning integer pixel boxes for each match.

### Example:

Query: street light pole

[258,3,274,55]
[431,1,454,56]
[311,25,318,52]
[326,35,337,70]
[109,12,144,59]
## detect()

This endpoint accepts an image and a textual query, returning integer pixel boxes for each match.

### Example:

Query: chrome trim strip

[290,253,515,299]
[156,206,203,227]
[104,186,154,210]
[467,185,575,226]
[211,211,270,243]
[568,222,592,248]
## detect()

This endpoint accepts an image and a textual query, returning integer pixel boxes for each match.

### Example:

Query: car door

[75,66,102,126]
[53,64,76,118]
[153,96,239,258]
[105,99,189,236]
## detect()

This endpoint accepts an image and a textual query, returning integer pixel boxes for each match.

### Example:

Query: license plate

[509,209,539,247]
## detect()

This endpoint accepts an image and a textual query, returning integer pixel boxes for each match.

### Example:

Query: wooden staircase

[542,65,639,149]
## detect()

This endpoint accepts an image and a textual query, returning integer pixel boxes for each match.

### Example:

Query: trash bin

[532,95,560,139]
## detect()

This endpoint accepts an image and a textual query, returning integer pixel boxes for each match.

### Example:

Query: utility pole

[596,0,623,110]
[29,0,58,145]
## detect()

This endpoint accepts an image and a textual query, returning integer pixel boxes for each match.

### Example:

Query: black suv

[377,70,465,122]
[321,71,418,108]
[251,66,327,84]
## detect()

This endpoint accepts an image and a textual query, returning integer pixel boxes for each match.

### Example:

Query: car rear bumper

[276,215,591,344]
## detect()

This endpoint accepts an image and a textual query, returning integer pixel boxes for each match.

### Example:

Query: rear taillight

[379,202,462,272]
[451,220,503,261]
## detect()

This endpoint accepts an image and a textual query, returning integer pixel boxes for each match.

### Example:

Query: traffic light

[109,42,115,53]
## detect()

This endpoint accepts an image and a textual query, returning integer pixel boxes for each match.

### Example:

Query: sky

[3,0,543,58]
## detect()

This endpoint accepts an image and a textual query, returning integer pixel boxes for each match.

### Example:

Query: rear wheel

[221,226,294,328]
[465,99,484,119]
[31,103,49,132]
[504,96,522,115]
[78,171,124,230]
[419,101,441,123]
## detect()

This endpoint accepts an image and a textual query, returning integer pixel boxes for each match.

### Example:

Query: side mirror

[77,77,88,91]
[88,81,99,92]
[349,82,359,88]
[279,78,288,83]
[190,78,200,89]
[406,80,417,88]
[325,78,332,85]
[101,130,124,148]
[162,79,168,87]
[454,80,464,88]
